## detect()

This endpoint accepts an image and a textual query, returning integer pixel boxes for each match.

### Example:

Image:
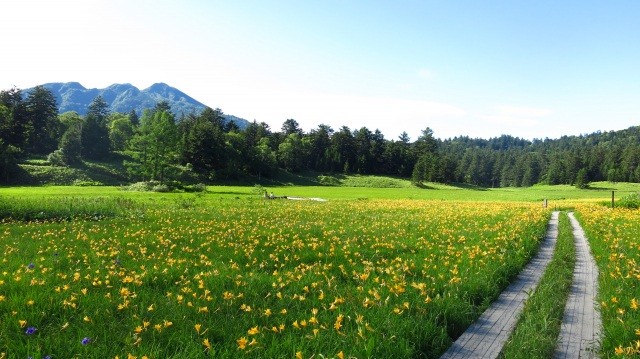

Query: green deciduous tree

[278,133,306,172]
[109,114,135,151]
[125,109,178,183]
[59,124,83,165]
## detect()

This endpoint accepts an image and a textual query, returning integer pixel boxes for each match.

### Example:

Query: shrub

[252,184,266,196]
[47,150,67,167]
[317,175,341,186]
[618,193,640,209]
[121,181,155,192]
[184,183,208,193]
[73,180,103,186]
[151,184,170,193]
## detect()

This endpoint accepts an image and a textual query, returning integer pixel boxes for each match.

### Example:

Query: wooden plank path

[554,212,601,358]
[440,211,560,359]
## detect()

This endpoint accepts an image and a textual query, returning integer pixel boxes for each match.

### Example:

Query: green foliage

[317,175,341,186]
[180,109,227,175]
[125,109,178,183]
[183,183,207,193]
[574,168,589,189]
[46,149,66,167]
[108,114,135,151]
[0,140,21,183]
[59,124,83,165]
[617,192,640,209]
[24,86,61,155]
[6,84,640,189]
[81,96,111,161]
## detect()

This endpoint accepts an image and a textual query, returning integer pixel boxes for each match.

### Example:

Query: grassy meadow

[1,179,639,358]
[576,205,640,357]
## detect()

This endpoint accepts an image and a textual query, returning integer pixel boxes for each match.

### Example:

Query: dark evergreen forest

[1,86,639,187]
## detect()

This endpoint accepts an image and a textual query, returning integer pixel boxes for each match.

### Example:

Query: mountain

[26,82,249,128]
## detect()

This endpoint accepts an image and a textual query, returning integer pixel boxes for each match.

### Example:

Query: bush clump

[184,183,208,193]
[121,181,171,192]
[618,193,640,209]
[317,175,341,186]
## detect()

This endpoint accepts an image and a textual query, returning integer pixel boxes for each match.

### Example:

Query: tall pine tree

[81,96,110,160]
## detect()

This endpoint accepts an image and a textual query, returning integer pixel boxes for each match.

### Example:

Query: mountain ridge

[26,82,249,128]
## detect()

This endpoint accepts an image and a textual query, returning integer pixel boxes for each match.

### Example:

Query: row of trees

[2,86,640,187]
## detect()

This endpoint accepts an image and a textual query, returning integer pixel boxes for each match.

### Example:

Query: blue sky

[2,0,639,140]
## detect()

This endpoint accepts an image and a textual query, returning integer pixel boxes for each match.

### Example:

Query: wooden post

[612,191,615,209]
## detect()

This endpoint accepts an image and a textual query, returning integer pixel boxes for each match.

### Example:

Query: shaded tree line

[2,86,640,187]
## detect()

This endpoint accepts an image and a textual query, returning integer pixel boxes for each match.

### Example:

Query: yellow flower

[19,320,27,328]
[147,304,155,311]
[134,325,143,334]
[194,323,202,334]
[84,316,91,322]
[203,338,212,350]
[296,351,303,359]
[334,314,344,331]
[237,336,248,350]
[248,326,260,335]
[61,322,69,330]
[337,351,345,359]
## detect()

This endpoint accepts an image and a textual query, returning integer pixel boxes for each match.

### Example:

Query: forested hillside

[1,86,639,187]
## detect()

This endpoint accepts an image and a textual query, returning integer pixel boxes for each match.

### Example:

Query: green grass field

[0,180,639,358]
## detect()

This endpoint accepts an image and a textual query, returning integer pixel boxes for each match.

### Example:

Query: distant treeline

[1,86,639,187]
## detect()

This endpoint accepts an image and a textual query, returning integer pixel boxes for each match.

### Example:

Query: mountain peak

[25,82,249,128]
[147,82,170,90]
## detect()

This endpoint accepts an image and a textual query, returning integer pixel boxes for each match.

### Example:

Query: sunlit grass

[575,204,640,357]
[0,194,549,358]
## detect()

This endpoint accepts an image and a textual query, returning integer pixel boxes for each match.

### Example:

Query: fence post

[612,191,615,209]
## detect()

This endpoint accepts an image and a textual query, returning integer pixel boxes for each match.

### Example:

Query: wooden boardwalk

[440,211,560,359]
[554,212,601,358]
